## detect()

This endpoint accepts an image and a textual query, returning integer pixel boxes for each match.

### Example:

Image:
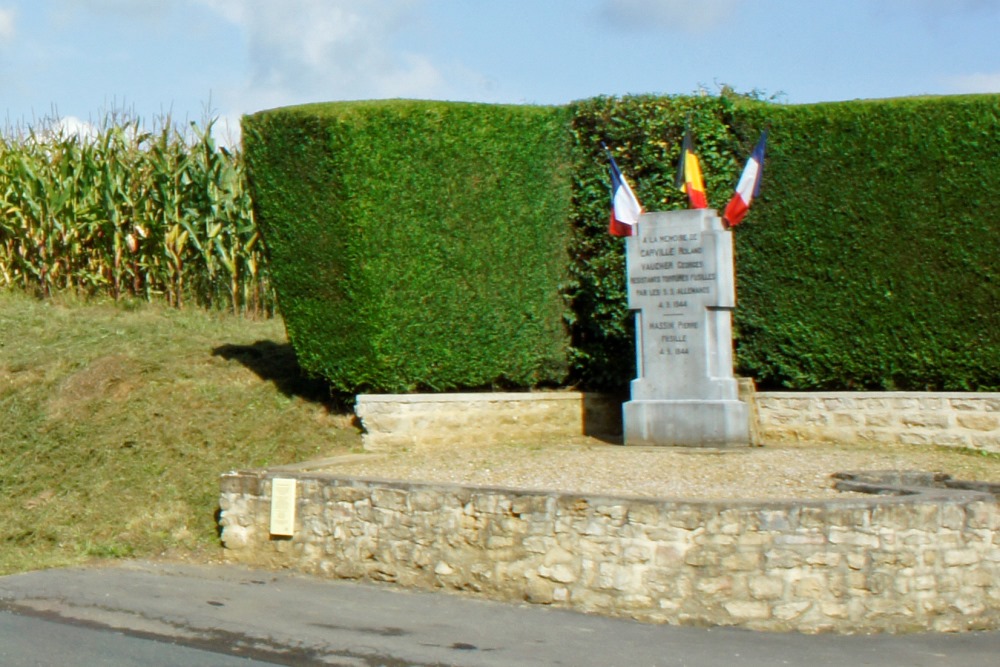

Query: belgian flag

[675,128,708,209]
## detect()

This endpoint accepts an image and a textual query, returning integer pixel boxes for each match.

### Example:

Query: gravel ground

[320,438,1000,501]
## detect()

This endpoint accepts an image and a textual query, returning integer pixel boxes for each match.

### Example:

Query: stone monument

[623,209,750,447]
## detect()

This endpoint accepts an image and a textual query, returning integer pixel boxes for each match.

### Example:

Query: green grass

[0,290,359,574]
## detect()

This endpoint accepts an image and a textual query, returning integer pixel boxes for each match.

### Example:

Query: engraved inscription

[629,229,717,358]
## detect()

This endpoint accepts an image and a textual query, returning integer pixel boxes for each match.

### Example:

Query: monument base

[623,399,751,448]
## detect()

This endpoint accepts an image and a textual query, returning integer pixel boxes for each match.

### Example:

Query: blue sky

[1,0,998,143]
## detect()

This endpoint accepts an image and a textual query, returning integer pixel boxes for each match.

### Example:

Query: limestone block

[765,549,803,569]
[220,524,251,549]
[819,602,850,619]
[865,412,896,426]
[943,549,981,566]
[956,413,1000,431]
[773,601,812,621]
[794,575,827,599]
[832,412,863,427]
[625,503,660,526]
[951,397,1000,412]
[888,398,921,411]
[846,553,868,570]
[969,432,1000,451]
[774,532,826,546]
[828,527,879,547]
[723,601,771,620]
[696,575,733,595]
[371,488,408,511]
[722,551,763,572]
[966,502,1000,530]
[749,575,785,600]
[538,563,578,584]
[822,397,856,411]
[900,413,951,429]
[654,543,689,566]
[895,431,932,445]
[941,504,967,530]
[623,544,653,564]
[525,576,556,604]
[805,552,842,567]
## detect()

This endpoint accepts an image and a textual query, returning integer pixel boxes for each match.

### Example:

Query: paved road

[0,609,277,667]
[1,560,997,666]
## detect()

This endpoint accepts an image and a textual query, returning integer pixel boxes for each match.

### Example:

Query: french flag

[723,131,768,227]
[605,148,642,237]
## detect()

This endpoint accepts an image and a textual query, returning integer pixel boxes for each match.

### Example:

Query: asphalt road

[0,560,997,667]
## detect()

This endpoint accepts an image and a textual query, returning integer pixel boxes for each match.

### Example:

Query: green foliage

[564,95,744,389]
[244,100,573,393]
[0,114,273,314]
[246,93,999,393]
[562,93,999,392]
[730,96,1000,390]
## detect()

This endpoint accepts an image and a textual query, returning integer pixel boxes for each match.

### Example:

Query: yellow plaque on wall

[269,478,297,536]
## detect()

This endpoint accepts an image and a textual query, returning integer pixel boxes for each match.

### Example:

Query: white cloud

[945,72,1000,95]
[196,0,456,109]
[0,7,15,42]
[57,116,99,140]
[601,0,742,32]
[29,116,100,143]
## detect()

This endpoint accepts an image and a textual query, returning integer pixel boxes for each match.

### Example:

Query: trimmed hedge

[245,94,1000,395]
[563,94,999,392]
[243,101,573,394]
[730,96,1000,390]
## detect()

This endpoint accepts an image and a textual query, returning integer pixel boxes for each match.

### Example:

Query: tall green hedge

[243,100,573,394]
[245,94,999,395]
[730,96,1000,390]
[562,94,999,392]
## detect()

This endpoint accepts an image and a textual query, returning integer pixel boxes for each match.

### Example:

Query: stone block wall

[757,393,1000,451]
[220,470,1000,633]
[355,391,1000,452]
[355,392,622,450]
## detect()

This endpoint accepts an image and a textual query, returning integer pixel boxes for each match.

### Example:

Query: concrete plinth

[623,399,750,447]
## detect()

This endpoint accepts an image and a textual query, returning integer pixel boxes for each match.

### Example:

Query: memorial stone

[623,209,750,447]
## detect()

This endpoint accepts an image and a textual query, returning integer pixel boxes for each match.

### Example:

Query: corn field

[0,114,274,315]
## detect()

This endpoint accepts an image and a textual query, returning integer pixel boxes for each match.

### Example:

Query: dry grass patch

[0,291,359,575]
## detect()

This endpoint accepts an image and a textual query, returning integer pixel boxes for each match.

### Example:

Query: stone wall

[756,392,1000,451]
[355,391,1000,453]
[220,470,1000,633]
[355,392,623,451]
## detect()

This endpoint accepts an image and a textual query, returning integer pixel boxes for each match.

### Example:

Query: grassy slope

[0,291,359,574]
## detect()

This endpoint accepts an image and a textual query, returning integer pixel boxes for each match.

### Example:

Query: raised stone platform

[220,464,1000,633]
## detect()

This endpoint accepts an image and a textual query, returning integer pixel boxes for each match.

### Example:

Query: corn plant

[0,112,274,315]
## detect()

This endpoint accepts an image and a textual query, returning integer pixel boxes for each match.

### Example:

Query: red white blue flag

[723,131,768,227]
[605,148,642,237]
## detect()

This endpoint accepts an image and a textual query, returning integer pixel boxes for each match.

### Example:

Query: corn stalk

[0,113,275,315]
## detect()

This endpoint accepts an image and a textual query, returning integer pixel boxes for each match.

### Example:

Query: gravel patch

[319,439,1000,501]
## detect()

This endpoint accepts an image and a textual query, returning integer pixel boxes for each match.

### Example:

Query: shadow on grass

[212,341,351,412]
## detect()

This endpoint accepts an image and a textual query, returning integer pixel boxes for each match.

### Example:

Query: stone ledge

[355,391,623,451]
[354,390,1000,453]
[219,466,1000,634]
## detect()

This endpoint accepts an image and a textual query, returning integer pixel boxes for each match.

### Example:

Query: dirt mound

[48,354,148,419]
